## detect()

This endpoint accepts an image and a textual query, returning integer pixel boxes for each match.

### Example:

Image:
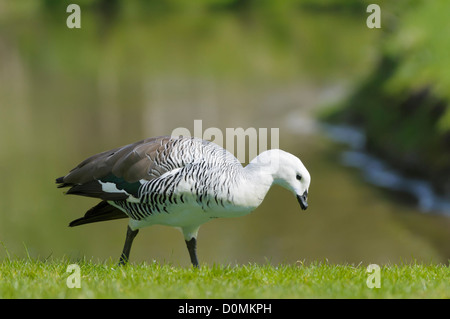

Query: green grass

[0,258,448,298]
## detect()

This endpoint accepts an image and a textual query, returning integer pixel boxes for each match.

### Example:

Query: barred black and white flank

[56,136,311,267]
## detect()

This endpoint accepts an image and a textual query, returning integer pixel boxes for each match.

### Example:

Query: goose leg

[118,226,139,266]
[185,237,199,268]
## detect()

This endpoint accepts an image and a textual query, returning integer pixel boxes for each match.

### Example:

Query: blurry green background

[0,0,449,266]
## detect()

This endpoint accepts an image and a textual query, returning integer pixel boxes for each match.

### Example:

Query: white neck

[232,150,281,211]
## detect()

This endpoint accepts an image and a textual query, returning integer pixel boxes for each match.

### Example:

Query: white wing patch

[99,181,128,194]
[98,180,141,202]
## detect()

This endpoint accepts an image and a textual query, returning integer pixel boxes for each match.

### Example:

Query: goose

[56,135,311,267]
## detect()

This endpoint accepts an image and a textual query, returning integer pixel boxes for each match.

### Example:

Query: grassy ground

[0,258,448,298]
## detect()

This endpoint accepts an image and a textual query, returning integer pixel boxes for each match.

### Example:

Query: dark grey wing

[56,136,184,201]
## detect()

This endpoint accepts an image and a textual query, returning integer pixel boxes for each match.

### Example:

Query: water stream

[321,123,450,216]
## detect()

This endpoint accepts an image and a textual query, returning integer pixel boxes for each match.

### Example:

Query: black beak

[297,191,308,210]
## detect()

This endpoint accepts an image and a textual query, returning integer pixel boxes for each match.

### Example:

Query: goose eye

[296,174,302,181]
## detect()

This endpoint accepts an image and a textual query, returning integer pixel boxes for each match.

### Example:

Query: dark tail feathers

[69,201,128,227]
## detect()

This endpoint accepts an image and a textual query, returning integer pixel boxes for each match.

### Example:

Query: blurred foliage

[328,0,450,194]
[384,0,450,132]
[0,0,382,82]
[326,0,450,194]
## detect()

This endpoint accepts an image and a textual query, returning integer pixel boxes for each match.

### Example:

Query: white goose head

[250,149,311,210]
